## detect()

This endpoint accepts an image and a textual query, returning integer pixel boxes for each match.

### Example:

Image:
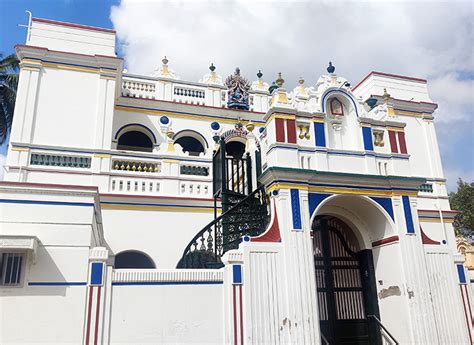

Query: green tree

[449,179,474,234]
[0,53,19,144]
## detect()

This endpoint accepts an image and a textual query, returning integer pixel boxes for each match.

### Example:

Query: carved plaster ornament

[151,56,180,79]
[251,70,269,92]
[297,123,311,140]
[373,130,385,147]
[225,68,251,110]
[199,63,224,86]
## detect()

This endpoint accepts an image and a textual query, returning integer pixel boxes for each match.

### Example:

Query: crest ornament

[225,68,251,110]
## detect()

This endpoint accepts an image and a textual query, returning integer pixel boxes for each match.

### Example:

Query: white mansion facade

[0,17,472,344]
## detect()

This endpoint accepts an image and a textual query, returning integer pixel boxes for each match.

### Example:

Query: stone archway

[310,194,410,344]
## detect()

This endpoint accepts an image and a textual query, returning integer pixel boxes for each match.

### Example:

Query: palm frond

[0,54,19,74]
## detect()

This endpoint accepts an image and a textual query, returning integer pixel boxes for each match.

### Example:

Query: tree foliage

[449,179,474,234]
[0,53,19,144]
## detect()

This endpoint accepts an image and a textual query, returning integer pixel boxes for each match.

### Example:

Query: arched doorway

[312,215,381,344]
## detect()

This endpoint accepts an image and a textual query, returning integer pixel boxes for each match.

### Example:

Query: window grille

[0,253,23,286]
[418,183,433,193]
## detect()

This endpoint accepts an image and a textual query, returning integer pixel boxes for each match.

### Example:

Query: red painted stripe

[397,131,408,154]
[275,118,286,143]
[32,17,116,33]
[464,285,474,326]
[388,131,398,153]
[233,285,237,345]
[286,119,297,144]
[94,286,102,345]
[460,286,473,344]
[239,285,244,345]
[0,181,98,190]
[420,227,440,245]
[372,235,399,247]
[85,286,94,345]
[253,202,281,242]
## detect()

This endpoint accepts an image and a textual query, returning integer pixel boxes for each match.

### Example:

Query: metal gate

[313,216,381,345]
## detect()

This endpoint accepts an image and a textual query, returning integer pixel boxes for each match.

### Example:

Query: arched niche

[173,129,208,156]
[321,89,362,151]
[114,250,156,269]
[115,124,157,153]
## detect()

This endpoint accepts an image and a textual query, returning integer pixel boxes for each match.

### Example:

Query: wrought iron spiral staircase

[177,140,270,269]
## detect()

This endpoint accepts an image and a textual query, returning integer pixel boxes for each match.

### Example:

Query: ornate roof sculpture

[199,63,224,86]
[225,68,251,110]
[151,56,180,79]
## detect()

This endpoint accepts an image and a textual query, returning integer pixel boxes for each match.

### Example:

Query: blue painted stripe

[29,282,87,286]
[117,104,266,124]
[371,197,395,221]
[90,262,104,286]
[233,265,242,284]
[362,127,374,151]
[0,199,93,207]
[457,264,467,284]
[290,189,302,230]
[100,201,214,209]
[112,281,223,286]
[402,196,415,233]
[314,122,326,147]
[273,179,418,192]
[266,145,409,160]
[309,193,331,216]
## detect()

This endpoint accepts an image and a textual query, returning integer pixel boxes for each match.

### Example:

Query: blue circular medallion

[211,122,220,131]
[272,190,279,196]
[259,127,265,134]
[243,235,250,242]
[160,116,169,125]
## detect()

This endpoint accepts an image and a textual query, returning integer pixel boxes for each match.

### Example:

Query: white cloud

[110,0,474,189]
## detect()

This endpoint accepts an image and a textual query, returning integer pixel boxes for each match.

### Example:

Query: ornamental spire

[225,68,251,110]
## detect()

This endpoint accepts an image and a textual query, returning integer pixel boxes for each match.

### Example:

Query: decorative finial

[246,120,255,132]
[275,72,284,88]
[162,56,169,65]
[209,63,216,72]
[257,70,263,79]
[327,61,335,74]
[383,88,391,103]
[235,67,241,75]
[298,77,305,85]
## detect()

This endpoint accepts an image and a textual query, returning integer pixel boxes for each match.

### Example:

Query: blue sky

[0,0,473,191]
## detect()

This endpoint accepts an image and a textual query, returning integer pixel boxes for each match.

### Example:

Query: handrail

[367,314,399,345]
[178,186,266,264]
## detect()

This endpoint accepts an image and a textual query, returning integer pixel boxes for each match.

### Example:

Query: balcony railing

[112,160,160,173]
[30,153,91,168]
[122,80,156,99]
[180,165,209,176]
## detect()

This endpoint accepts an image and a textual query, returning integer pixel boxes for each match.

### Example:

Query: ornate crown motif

[225,68,251,110]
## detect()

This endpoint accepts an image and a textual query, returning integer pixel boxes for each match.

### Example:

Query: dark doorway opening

[114,250,156,269]
[312,216,381,345]
[225,141,245,159]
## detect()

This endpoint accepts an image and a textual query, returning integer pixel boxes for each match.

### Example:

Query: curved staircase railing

[176,185,269,269]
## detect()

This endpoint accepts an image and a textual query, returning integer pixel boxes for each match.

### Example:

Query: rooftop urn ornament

[366,96,378,109]
[225,67,251,110]
[275,72,285,88]
[257,70,263,79]
[327,61,335,74]
[209,63,216,72]
[383,88,391,103]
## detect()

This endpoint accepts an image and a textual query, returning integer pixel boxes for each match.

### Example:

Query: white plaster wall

[32,67,100,149]
[109,283,224,344]
[29,20,116,56]
[102,208,214,268]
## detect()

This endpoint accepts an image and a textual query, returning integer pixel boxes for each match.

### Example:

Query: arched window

[226,141,246,159]
[330,98,344,116]
[114,250,156,269]
[173,130,208,156]
[117,131,153,152]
